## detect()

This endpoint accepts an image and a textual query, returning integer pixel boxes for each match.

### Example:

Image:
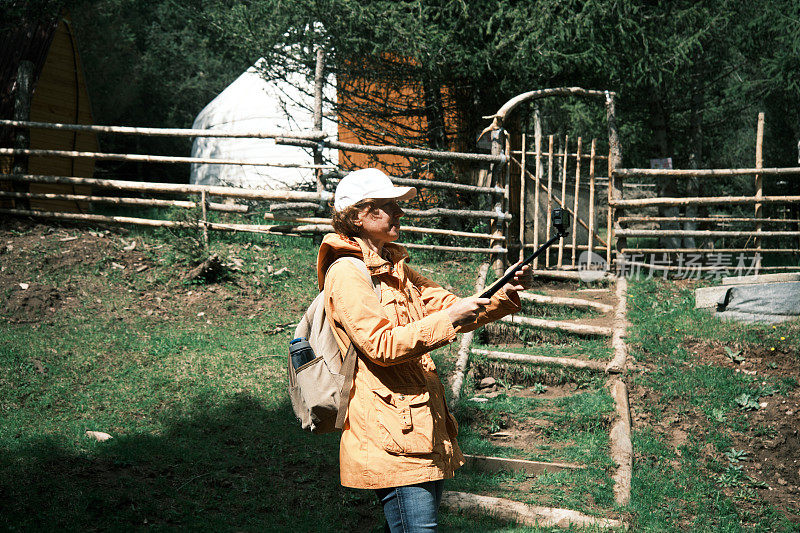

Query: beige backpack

[287,257,379,434]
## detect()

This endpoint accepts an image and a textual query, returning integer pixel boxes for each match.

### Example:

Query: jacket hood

[316,233,408,290]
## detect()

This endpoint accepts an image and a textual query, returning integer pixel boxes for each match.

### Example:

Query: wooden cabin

[0,11,97,213]
[336,57,470,193]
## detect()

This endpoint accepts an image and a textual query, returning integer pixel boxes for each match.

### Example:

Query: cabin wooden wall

[336,62,465,204]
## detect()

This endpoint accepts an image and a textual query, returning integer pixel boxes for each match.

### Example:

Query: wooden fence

[610,113,800,274]
[0,118,510,256]
[3,103,798,276]
[510,134,610,268]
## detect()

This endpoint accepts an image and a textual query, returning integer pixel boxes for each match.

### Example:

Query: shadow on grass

[0,394,381,532]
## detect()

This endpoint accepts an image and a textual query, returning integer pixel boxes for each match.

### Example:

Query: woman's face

[356,199,405,246]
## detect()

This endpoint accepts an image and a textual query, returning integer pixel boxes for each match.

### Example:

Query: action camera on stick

[480,208,570,298]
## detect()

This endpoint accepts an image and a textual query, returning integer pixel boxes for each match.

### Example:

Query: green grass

[2,224,798,531]
[625,277,799,532]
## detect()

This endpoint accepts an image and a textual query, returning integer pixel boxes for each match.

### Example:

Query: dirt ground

[628,337,800,523]
[0,219,281,326]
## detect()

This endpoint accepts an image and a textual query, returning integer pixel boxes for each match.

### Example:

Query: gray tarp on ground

[714,281,800,324]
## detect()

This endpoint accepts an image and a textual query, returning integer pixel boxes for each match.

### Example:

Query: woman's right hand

[447,296,491,328]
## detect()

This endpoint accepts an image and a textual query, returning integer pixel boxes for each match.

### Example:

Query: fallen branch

[440,491,625,529]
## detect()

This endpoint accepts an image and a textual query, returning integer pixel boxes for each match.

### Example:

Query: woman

[318,168,531,532]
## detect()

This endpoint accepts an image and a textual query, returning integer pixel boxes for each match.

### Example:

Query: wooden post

[504,133,512,264]
[571,137,582,265]
[200,190,209,249]
[755,112,765,274]
[588,139,597,261]
[312,46,326,246]
[533,108,542,268]
[606,92,624,268]
[313,47,326,195]
[558,135,568,268]
[545,135,554,268]
[519,133,527,258]
[12,60,35,210]
[490,128,507,277]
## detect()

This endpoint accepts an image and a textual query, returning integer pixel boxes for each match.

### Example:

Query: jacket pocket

[381,289,409,326]
[372,387,434,455]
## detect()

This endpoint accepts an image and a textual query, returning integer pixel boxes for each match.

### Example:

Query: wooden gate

[481,87,621,276]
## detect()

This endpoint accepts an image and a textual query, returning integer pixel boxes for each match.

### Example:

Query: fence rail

[4,109,799,272]
[0,113,512,256]
[0,118,328,140]
[609,112,800,273]
[0,147,335,169]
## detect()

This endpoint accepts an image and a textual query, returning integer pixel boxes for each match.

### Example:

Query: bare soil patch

[629,335,800,523]
[0,219,279,325]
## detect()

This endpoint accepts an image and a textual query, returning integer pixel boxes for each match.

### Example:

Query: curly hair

[330,200,374,238]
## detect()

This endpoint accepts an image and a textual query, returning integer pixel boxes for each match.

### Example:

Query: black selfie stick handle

[480,231,565,299]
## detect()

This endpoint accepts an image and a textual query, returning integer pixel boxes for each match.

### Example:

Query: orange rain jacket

[317,233,521,489]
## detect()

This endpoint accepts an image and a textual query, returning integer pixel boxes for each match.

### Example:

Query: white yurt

[190,57,337,190]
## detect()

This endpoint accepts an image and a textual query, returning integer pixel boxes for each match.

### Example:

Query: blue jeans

[375,480,445,533]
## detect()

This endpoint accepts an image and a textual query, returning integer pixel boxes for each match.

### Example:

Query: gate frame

[481,87,621,275]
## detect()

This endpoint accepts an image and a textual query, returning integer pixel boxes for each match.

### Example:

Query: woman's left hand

[501,263,533,298]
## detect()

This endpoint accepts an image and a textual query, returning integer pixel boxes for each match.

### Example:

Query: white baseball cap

[334,168,416,212]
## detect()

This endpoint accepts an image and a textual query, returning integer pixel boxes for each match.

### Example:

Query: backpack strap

[328,256,380,430]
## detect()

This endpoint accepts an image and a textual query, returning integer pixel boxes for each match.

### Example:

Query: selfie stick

[480,209,570,299]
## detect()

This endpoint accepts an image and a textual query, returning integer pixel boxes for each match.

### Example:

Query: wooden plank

[499,315,613,337]
[472,348,609,371]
